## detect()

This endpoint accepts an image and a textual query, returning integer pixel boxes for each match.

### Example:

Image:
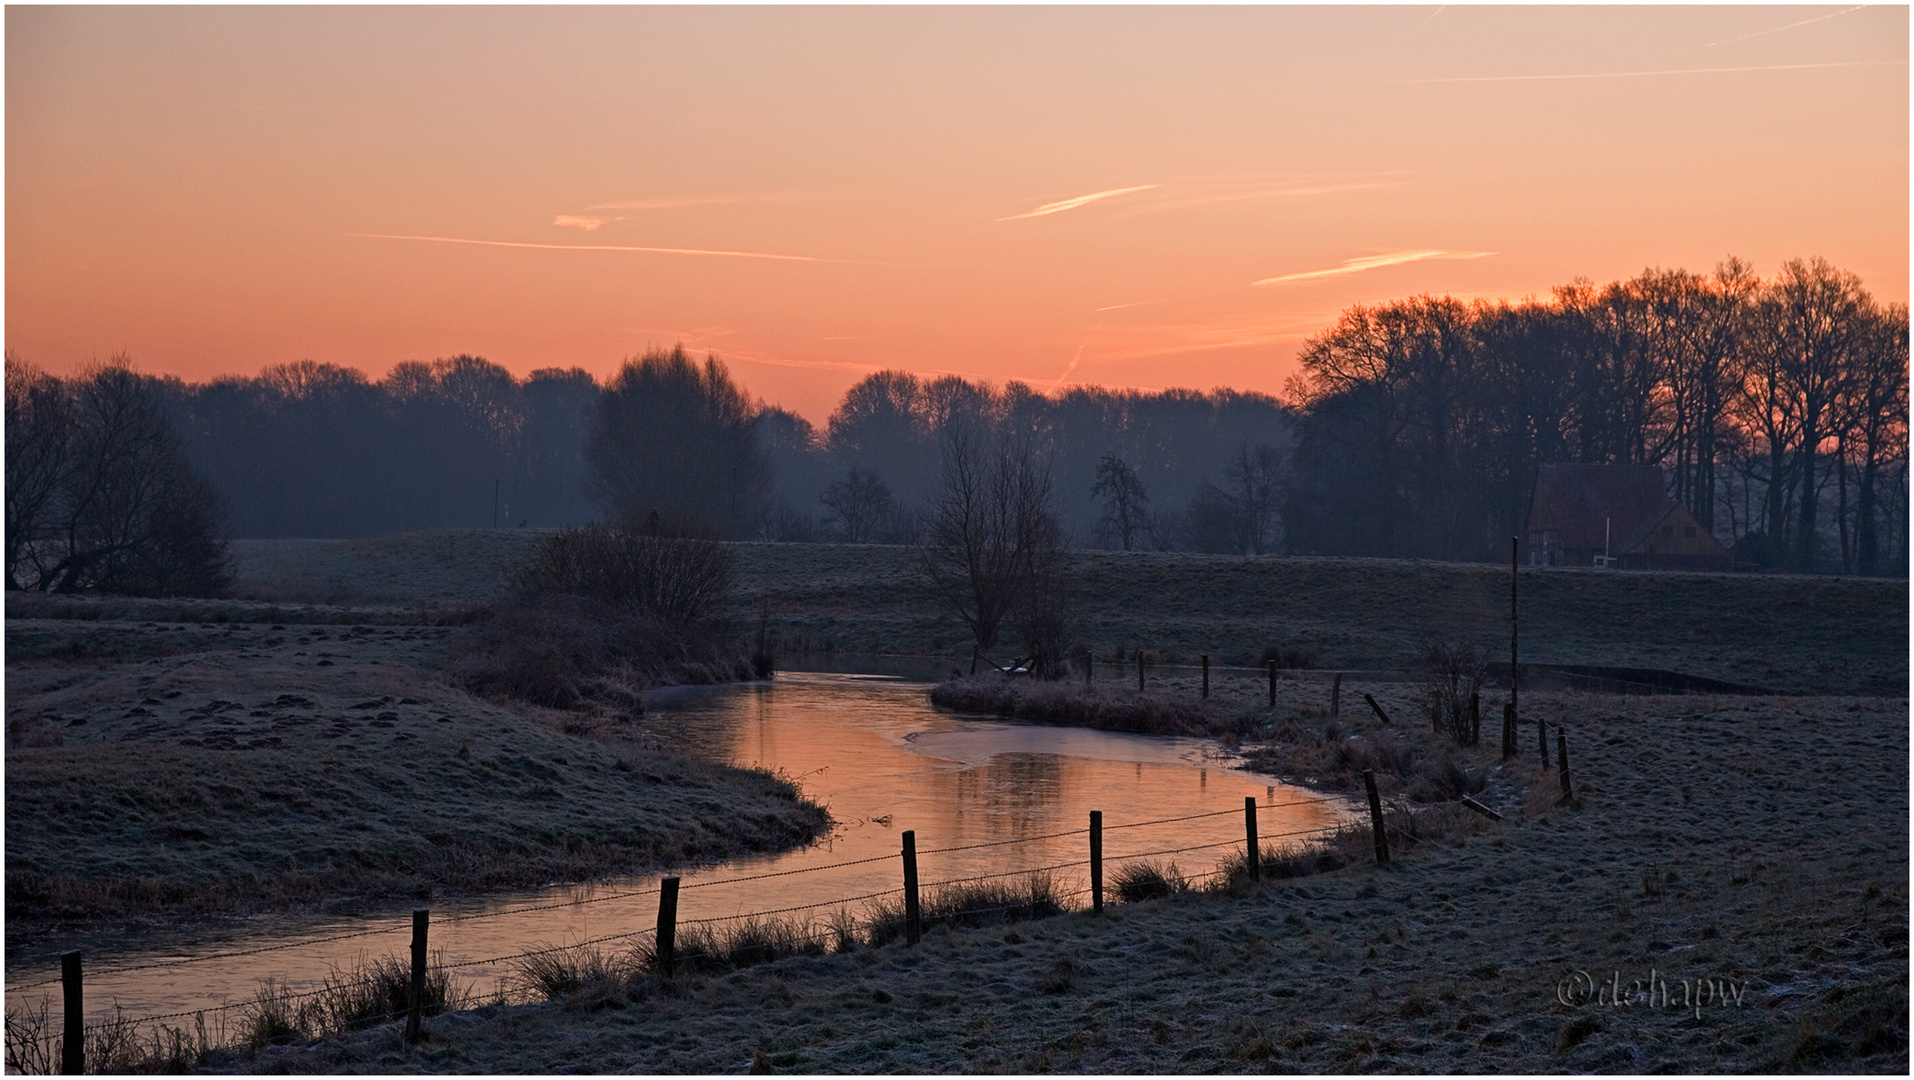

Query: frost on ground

[268,692,1907,1074]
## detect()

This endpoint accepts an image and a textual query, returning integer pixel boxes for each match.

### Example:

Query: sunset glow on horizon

[8,5,1907,422]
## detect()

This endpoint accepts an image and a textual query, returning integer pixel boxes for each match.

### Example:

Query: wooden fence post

[60,950,82,1076]
[1330,672,1342,717]
[1201,655,1210,699]
[1557,730,1573,803]
[1244,797,1260,883]
[1267,660,1276,707]
[1089,811,1103,915]
[657,877,680,978]
[902,831,921,945]
[1363,692,1392,726]
[1363,769,1389,865]
[1501,702,1516,759]
[405,909,429,1043]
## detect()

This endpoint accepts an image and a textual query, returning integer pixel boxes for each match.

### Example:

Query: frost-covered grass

[4,617,829,941]
[223,533,1905,694]
[245,691,1906,1074]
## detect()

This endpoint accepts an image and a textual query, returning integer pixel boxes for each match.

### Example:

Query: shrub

[1111,859,1188,902]
[514,514,735,629]
[1422,640,1487,745]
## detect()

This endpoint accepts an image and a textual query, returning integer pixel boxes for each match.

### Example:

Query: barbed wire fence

[4,795,1365,1074]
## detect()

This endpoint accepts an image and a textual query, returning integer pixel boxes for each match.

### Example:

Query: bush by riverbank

[928,674,1231,737]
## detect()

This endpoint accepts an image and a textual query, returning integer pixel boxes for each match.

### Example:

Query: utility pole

[1510,535,1519,726]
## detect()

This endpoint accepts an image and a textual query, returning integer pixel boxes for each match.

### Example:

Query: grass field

[4,612,828,952]
[10,532,1905,1071]
[225,533,1907,696]
[245,689,1908,1073]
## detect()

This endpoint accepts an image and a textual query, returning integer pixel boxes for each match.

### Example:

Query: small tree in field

[921,425,1066,674]
[819,468,895,543]
[1422,640,1487,746]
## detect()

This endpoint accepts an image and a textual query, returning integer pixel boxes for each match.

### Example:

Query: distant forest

[10,254,1906,576]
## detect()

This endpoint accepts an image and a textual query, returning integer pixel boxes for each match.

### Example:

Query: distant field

[229,535,1908,696]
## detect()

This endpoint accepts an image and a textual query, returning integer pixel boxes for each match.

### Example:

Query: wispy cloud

[348,233,824,263]
[1703,6,1865,49]
[589,194,787,212]
[552,215,607,231]
[1253,249,1494,286]
[999,184,1159,221]
[1133,180,1405,215]
[1375,59,1903,86]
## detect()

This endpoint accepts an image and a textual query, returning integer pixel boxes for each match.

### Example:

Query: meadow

[226,532,1906,695]
[6,532,1906,1072]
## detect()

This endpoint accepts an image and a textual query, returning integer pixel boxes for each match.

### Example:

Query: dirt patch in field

[257,691,1906,1074]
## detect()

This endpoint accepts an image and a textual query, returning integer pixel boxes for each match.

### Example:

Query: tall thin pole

[1510,535,1519,726]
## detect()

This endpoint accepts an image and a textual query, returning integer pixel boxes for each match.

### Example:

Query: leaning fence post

[1363,769,1389,865]
[657,877,680,978]
[1267,660,1276,707]
[1363,692,1392,726]
[1244,797,1260,883]
[902,830,921,945]
[1557,730,1573,803]
[60,950,82,1075]
[1201,655,1210,699]
[405,909,429,1043]
[1089,811,1103,915]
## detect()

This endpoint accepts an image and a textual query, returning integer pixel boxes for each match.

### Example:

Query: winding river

[7,672,1350,1025]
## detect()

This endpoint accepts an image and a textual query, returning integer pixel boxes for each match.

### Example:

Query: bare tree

[6,359,231,595]
[819,468,896,543]
[1223,442,1285,554]
[514,512,735,630]
[1090,452,1152,551]
[921,425,1065,674]
[5,354,72,589]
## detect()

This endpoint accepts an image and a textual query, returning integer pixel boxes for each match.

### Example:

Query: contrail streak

[1376,59,1902,86]
[1704,6,1865,48]
[347,233,823,262]
[1253,249,1493,286]
[999,184,1160,221]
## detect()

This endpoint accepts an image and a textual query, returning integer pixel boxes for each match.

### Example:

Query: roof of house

[1524,463,1671,553]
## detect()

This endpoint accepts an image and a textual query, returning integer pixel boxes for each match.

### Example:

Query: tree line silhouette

[6,254,1905,596]
[1285,257,1907,574]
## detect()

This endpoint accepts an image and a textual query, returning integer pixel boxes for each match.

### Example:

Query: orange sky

[7,6,1907,423]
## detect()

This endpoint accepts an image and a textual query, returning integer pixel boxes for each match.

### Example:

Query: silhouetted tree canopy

[587,346,768,538]
[6,356,231,595]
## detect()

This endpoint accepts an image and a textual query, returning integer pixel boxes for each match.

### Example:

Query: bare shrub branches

[1421,640,1486,746]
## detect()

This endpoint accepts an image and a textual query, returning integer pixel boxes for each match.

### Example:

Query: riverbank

[4,609,830,951]
[242,689,1906,1073]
